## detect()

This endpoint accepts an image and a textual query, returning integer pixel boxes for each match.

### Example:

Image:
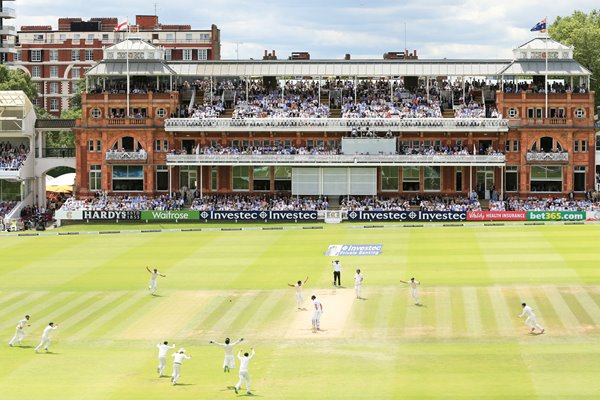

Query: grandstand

[72,35,597,208]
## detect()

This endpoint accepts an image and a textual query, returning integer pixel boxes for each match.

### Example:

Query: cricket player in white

[35,322,58,353]
[354,269,364,299]
[146,266,166,295]
[171,348,191,385]
[156,341,176,376]
[519,303,545,334]
[234,348,255,395]
[311,295,323,332]
[332,260,342,287]
[209,337,244,372]
[288,276,309,309]
[400,277,421,305]
[9,315,30,347]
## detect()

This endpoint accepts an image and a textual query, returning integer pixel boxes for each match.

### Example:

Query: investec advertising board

[347,210,467,222]
[198,210,319,221]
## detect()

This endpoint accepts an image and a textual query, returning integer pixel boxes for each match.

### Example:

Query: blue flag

[530,18,547,32]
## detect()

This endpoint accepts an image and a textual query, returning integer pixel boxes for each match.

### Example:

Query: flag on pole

[530,18,547,32]
[114,20,128,32]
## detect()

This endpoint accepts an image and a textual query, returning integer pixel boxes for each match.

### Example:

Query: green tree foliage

[549,10,600,108]
[0,64,38,101]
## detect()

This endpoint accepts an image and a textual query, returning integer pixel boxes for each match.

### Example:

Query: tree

[0,64,38,101]
[549,10,600,108]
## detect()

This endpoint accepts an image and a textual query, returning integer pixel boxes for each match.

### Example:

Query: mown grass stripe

[0,292,48,321]
[178,294,229,339]
[450,287,467,336]
[239,290,288,335]
[41,292,101,325]
[58,293,126,334]
[98,293,165,339]
[208,291,257,334]
[488,287,515,336]
[0,292,25,308]
[570,288,600,326]
[0,292,73,331]
[66,292,136,339]
[71,291,150,339]
[403,290,423,336]
[224,290,271,334]
[374,287,397,339]
[435,287,452,337]
[463,287,483,337]
[543,286,581,334]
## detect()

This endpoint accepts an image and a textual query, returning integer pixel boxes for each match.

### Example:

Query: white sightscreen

[292,167,376,196]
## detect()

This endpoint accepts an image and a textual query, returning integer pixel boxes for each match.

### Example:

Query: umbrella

[46,185,73,193]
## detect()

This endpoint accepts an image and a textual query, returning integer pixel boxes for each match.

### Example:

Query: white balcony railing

[165,117,509,133]
[166,153,506,167]
[526,152,569,162]
[105,151,148,161]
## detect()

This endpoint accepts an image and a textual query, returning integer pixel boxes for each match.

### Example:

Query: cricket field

[1,223,600,399]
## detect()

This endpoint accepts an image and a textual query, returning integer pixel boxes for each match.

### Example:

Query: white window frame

[49,66,59,78]
[85,49,94,61]
[31,50,42,62]
[574,108,585,118]
[31,66,41,78]
[71,50,80,61]
[197,48,208,61]
[72,68,80,79]
[49,98,59,112]
[183,49,192,61]
[49,50,59,62]
[49,82,59,94]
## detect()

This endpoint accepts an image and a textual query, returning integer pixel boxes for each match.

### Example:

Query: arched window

[530,136,563,153]
[111,136,144,152]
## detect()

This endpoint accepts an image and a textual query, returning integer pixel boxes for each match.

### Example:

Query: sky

[12,0,599,60]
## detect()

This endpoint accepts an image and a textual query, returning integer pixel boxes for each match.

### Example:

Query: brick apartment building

[8,14,220,115]
[0,0,16,63]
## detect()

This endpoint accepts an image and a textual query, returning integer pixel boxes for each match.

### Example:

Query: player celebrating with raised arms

[400,277,421,305]
[146,266,166,295]
[35,322,58,353]
[171,348,191,385]
[288,276,309,309]
[209,337,244,372]
[234,348,255,395]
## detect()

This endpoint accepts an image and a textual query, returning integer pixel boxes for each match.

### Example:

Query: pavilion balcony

[166,153,506,167]
[164,117,509,133]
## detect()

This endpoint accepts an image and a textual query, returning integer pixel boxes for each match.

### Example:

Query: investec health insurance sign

[199,210,318,221]
[347,210,467,222]
[140,210,199,220]
[527,211,586,221]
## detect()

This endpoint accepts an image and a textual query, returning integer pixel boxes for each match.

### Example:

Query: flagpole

[544,17,548,119]
[126,20,130,118]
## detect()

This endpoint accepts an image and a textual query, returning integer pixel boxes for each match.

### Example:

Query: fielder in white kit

[171,348,191,385]
[156,341,176,376]
[311,295,323,332]
[35,322,58,353]
[9,315,30,347]
[146,266,166,295]
[519,303,545,334]
[400,277,421,305]
[288,276,309,309]
[234,348,255,395]
[209,337,244,372]
[354,269,364,299]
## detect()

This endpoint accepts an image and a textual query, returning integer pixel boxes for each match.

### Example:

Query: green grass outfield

[1,223,600,399]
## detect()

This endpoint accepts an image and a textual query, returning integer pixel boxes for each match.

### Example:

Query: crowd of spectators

[0,142,29,170]
[0,200,16,219]
[189,144,339,156]
[341,97,442,118]
[232,95,329,119]
[191,194,329,211]
[340,196,410,211]
[489,196,599,211]
[60,193,184,211]
[502,81,588,94]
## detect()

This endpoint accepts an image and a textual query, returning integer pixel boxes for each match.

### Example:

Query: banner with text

[141,210,199,220]
[467,211,527,221]
[198,210,318,221]
[347,210,467,222]
[586,211,600,221]
[526,211,586,221]
[325,244,383,256]
[82,210,141,220]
